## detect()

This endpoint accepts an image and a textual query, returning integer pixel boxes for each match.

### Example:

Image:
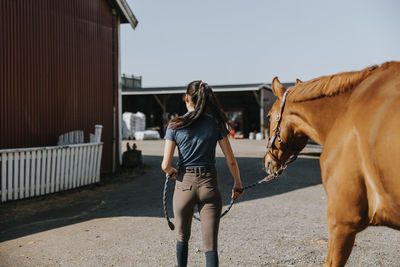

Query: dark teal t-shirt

[164,113,227,167]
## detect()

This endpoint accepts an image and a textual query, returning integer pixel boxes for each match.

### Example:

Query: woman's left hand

[166,167,178,179]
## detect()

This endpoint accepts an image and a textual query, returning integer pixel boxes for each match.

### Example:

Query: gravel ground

[0,140,399,267]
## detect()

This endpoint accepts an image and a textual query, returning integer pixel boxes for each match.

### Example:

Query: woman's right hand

[232,182,244,199]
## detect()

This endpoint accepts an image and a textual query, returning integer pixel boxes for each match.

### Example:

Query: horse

[264,61,400,266]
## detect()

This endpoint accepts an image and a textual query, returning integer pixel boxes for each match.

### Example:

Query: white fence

[0,142,103,203]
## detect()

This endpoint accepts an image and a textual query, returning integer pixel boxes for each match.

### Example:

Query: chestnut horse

[264,61,400,266]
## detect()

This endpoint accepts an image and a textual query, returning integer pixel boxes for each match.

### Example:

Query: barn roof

[107,0,138,29]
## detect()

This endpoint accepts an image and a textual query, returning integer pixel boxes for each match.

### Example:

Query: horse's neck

[290,94,351,146]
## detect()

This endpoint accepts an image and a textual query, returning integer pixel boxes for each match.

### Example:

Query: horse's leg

[324,221,357,267]
[320,162,368,267]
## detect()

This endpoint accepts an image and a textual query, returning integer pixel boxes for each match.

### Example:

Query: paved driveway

[0,140,399,266]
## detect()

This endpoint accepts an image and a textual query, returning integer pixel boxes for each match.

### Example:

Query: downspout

[112,9,117,173]
[117,15,122,166]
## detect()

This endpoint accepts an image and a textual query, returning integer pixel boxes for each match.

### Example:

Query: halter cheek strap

[267,90,290,150]
[266,89,301,168]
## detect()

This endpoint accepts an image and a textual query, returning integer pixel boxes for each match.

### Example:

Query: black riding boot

[205,250,218,267]
[176,241,188,267]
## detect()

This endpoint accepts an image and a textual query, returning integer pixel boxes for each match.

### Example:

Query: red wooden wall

[0,0,119,172]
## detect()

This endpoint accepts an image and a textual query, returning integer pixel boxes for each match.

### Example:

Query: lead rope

[162,152,298,230]
[193,171,278,221]
[163,177,175,230]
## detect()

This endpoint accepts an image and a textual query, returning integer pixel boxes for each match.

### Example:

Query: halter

[266,90,299,167]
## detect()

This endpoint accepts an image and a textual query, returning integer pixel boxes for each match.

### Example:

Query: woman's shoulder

[204,112,219,121]
[203,113,218,125]
[166,122,175,129]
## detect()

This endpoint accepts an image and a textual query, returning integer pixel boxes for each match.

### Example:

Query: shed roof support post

[252,90,261,106]
[153,95,170,133]
[252,90,265,134]
[259,89,265,134]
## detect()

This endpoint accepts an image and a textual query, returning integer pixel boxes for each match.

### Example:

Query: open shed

[121,79,295,138]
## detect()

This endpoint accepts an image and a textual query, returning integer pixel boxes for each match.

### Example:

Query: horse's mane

[288,65,380,102]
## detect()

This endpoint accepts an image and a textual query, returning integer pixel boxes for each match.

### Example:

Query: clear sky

[121,0,400,87]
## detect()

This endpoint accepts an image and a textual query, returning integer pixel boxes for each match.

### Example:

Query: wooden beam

[252,90,261,107]
[153,95,165,111]
[154,95,171,132]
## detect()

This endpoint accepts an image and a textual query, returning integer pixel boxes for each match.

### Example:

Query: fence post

[95,125,103,143]
[1,153,7,202]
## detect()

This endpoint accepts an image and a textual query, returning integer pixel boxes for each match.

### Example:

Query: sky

[121,0,400,87]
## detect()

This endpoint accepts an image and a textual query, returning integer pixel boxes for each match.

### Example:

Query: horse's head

[264,77,308,174]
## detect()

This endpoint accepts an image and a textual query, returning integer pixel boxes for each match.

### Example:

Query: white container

[255,132,264,140]
[249,132,255,140]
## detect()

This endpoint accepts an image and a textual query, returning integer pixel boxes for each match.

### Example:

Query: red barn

[0,0,137,173]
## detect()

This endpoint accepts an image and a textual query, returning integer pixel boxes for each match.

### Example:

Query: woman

[161,80,244,267]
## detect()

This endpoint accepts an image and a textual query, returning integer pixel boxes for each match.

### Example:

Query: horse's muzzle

[264,154,279,175]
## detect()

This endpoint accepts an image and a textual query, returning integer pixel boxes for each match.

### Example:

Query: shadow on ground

[0,155,321,242]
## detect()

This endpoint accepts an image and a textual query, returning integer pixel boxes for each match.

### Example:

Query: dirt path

[0,140,399,266]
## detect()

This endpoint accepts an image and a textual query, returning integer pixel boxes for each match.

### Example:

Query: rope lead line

[192,177,268,222]
[163,177,175,230]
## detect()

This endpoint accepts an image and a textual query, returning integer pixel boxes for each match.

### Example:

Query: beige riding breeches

[173,167,222,252]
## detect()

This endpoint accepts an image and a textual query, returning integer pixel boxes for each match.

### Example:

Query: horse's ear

[271,76,286,98]
[296,78,302,85]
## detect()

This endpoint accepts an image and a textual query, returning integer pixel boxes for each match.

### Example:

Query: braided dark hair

[169,80,230,134]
